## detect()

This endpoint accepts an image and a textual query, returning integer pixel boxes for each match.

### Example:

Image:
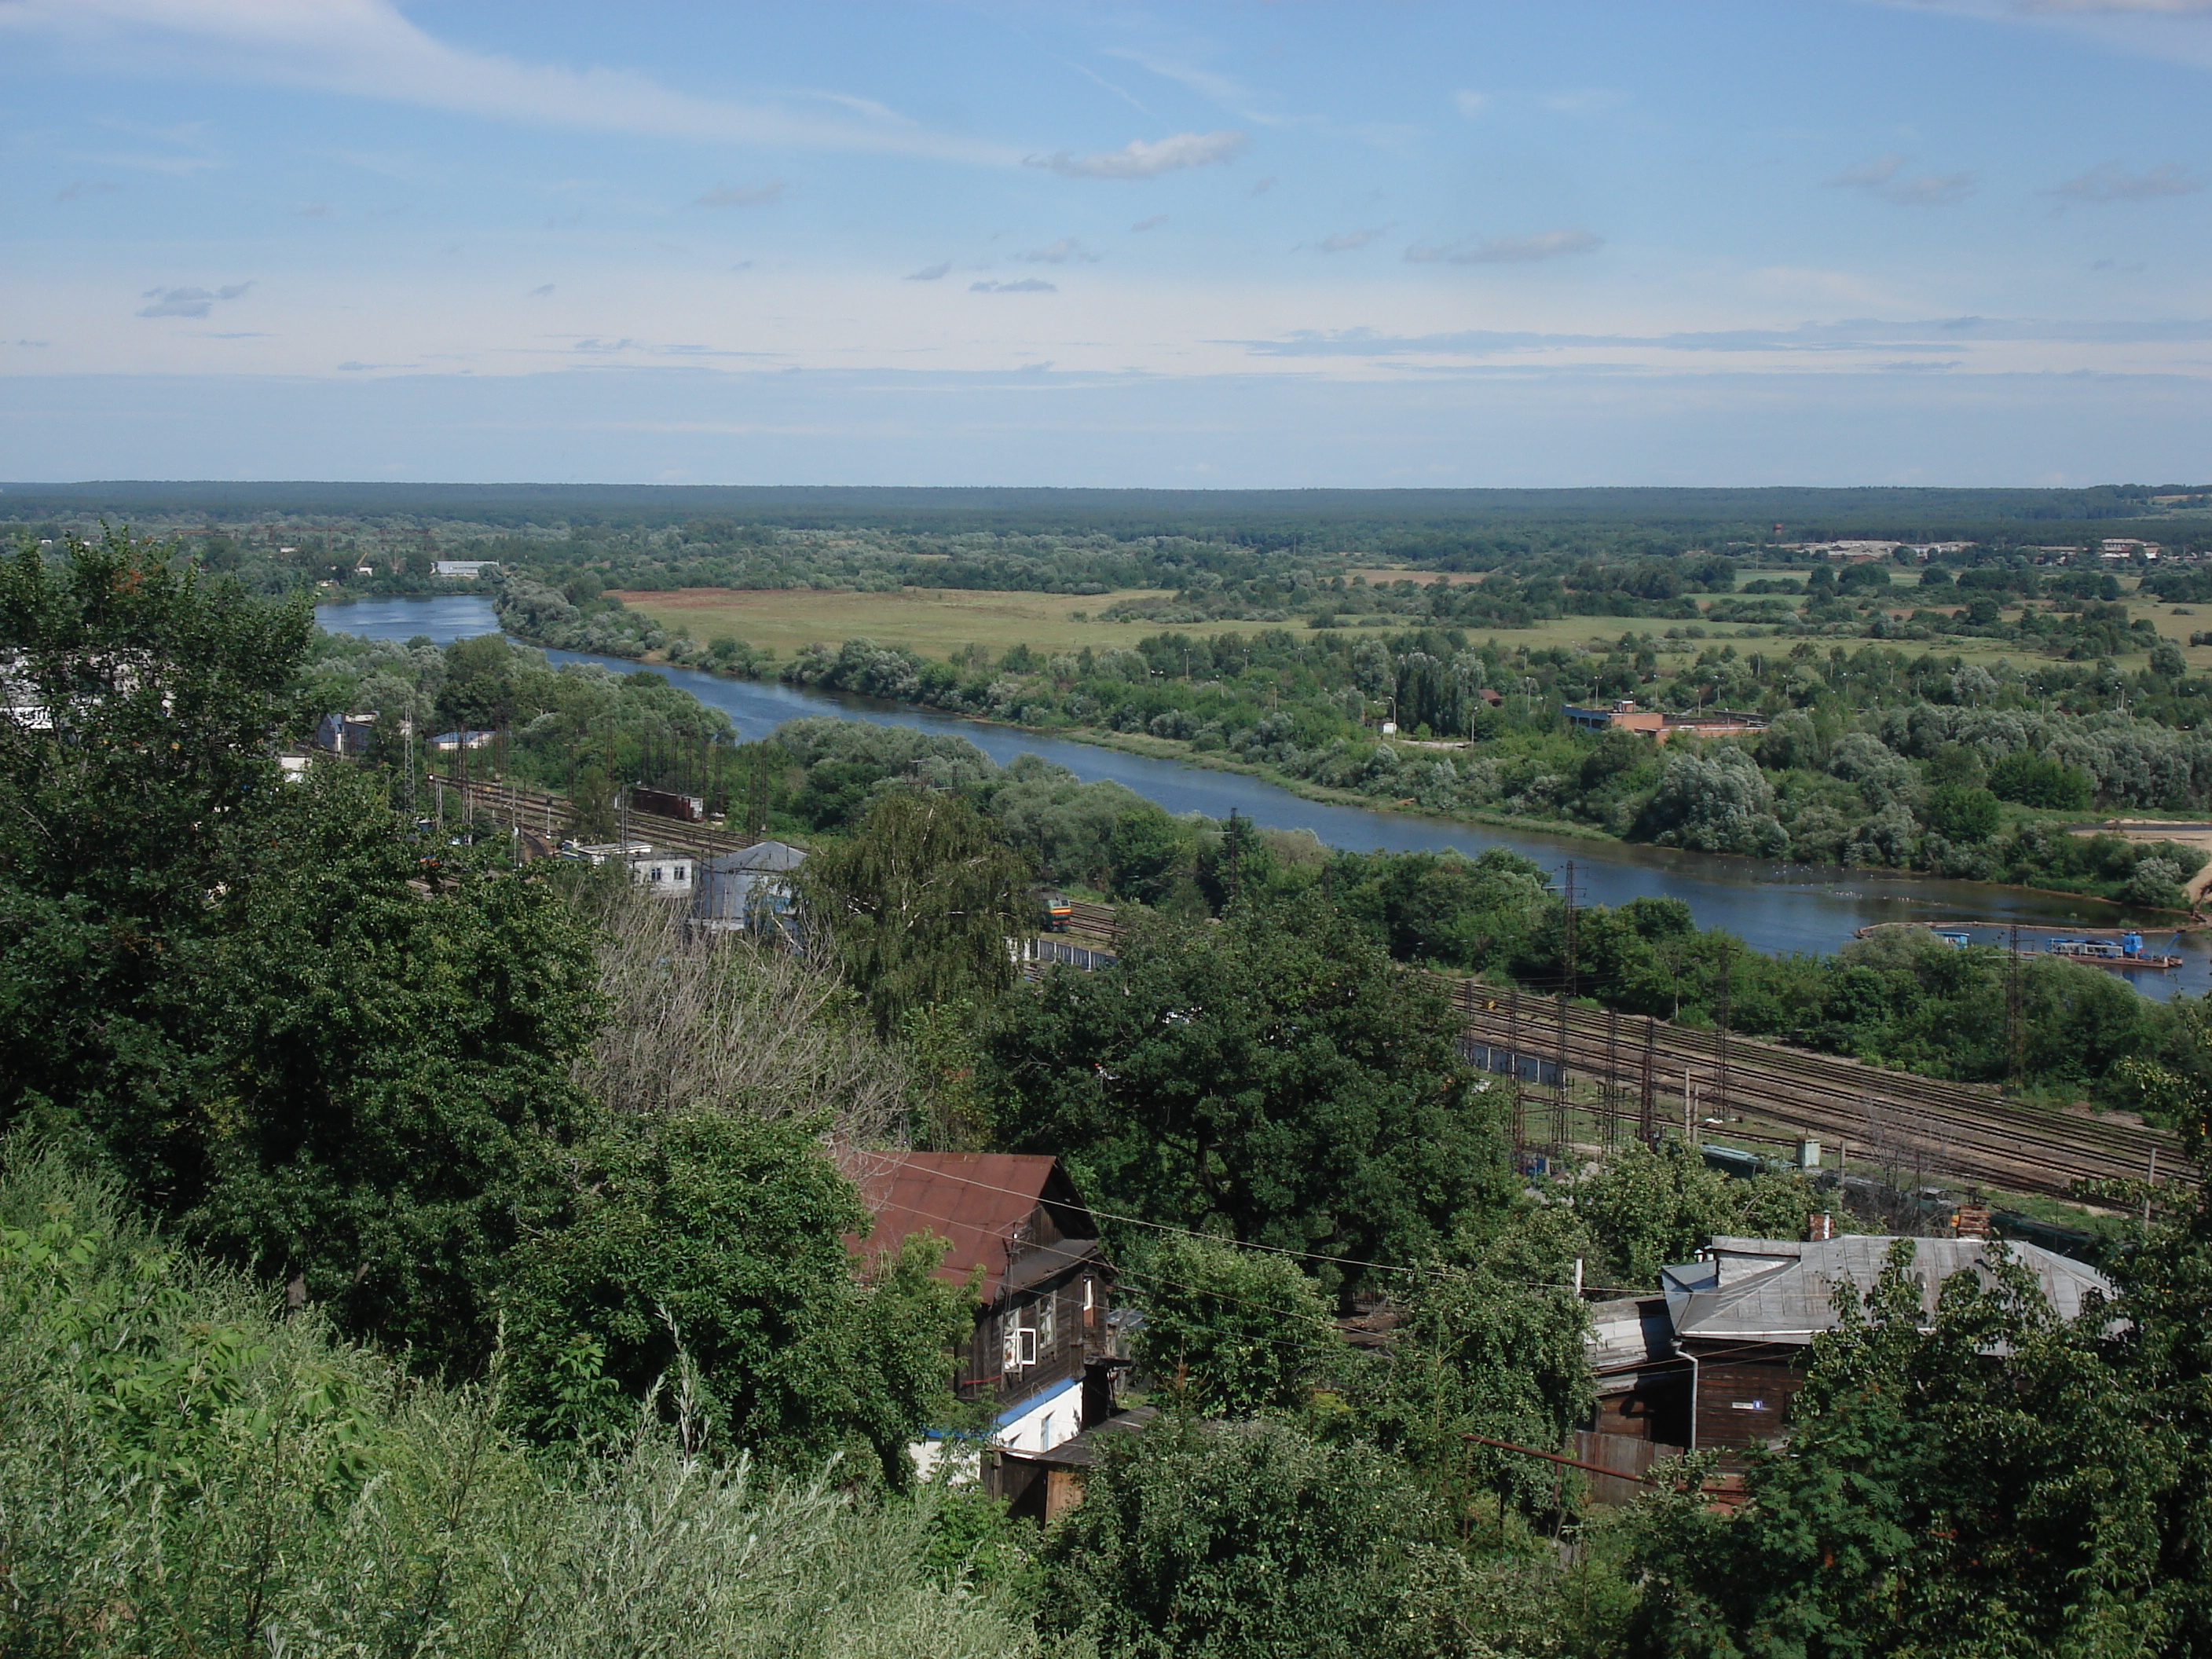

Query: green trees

[797,788,1029,1036]
[985,904,1511,1283]
[1128,1236,1344,1416]
[1037,1417,1451,1659]
[1574,1139,1818,1290]
[500,1115,973,1483]
[1988,748,2094,810]
[1628,1240,2175,1658]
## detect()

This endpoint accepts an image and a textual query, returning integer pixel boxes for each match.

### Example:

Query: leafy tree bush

[2,532,599,1368]
[1573,1138,1818,1291]
[1127,1235,1344,1416]
[985,904,1512,1285]
[797,789,1028,1036]
[500,1114,972,1482]
[1988,748,2095,809]
[1037,1416,1452,1659]
[1627,1240,2175,1657]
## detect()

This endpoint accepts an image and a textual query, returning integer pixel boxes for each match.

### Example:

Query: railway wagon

[630,784,705,823]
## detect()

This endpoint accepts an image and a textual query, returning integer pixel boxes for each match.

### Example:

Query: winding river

[318,595,2209,1001]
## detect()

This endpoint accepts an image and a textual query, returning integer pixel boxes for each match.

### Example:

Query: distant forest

[5,479,2208,547]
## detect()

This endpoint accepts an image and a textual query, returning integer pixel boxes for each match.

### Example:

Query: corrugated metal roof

[1669,1236,2114,1346]
[842,1150,1090,1305]
[1587,1295,1677,1387]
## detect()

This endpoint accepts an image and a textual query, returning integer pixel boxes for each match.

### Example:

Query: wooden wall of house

[1688,1345,1805,1454]
[1591,1372,1692,1448]
[958,1265,1111,1409]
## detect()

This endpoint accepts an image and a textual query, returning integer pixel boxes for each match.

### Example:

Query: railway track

[1057,899,2194,1200]
[424,774,758,862]
[404,811,2191,1200]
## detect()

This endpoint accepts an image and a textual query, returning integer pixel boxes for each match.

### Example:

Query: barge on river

[1852,920,2185,972]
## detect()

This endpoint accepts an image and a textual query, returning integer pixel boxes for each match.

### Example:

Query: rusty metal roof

[842,1150,1097,1305]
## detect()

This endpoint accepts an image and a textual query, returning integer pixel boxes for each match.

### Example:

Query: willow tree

[796,787,1028,1035]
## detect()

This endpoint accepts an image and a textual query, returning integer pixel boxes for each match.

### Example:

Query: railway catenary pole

[2006,921,2024,1090]
[1639,1018,1657,1147]
[1713,937,1733,1122]
[1554,860,1577,1165]
[1605,1005,1621,1154]
[1507,985,1525,1170]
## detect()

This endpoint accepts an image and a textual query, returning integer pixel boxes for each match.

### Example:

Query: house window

[650,866,664,883]
[1038,1290,1057,1355]
[674,866,687,881]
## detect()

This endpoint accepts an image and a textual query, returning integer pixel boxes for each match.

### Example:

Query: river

[317,595,2208,1000]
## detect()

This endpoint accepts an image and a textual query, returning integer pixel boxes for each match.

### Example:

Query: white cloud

[2048,160,2203,200]
[54,179,120,201]
[1027,130,1247,179]
[1451,89,1489,115]
[904,262,951,281]
[1829,152,1907,189]
[1404,228,1602,265]
[1130,213,1167,232]
[136,280,251,318]
[0,0,1020,166]
[1828,152,1976,205]
[970,278,1057,292]
[1020,238,1102,264]
[1317,227,1385,253]
[694,179,784,207]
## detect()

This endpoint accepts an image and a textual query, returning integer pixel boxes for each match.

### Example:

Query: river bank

[316,595,2212,995]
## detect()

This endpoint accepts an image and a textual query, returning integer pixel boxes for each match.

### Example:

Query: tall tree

[796,787,1027,1035]
[984,903,1511,1287]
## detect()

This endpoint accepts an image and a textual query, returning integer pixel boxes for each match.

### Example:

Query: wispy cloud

[2047,160,2203,201]
[694,179,784,207]
[1064,58,1152,115]
[1827,152,1977,205]
[292,201,329,217]
[971,278,1057,293]
[1130,213,1167,232]
[1020,237,1102,264]
[1404,228,1602,265]
[0,0,1020,167]
[527,284,554,297]
[1251,175,1277,196]
[55,179,120,202]
[1027,130,1247,179]
[1451,89,1489,116]
[904,262,951,281]
[1317,227,1386,253]
[1103,49,1284,126]
[137,280,251,319]
[1233,316,2212,357]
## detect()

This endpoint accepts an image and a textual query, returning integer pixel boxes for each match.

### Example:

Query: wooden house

[1580,1233,2113,1489]
[845,1151,1122,1464]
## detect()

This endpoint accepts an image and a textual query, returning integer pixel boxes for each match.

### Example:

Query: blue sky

[2,0,2208,487]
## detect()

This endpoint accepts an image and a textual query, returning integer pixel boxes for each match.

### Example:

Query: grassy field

[609,585,1391,659]
[611,580,2191,672]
